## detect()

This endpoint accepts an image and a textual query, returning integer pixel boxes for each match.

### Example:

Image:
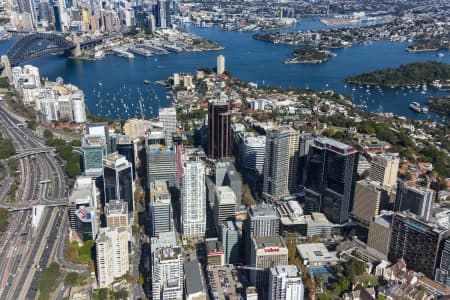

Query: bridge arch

[7,33,75,66]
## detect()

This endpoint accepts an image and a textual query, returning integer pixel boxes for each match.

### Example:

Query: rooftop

[216,186,236,205]
[184,259,205,296]
[270,265,301,278]
[315,136,356,155]
[253,235,286,250]
[249,203,278,219]
[104,200,128,215]
[296,243,339,263]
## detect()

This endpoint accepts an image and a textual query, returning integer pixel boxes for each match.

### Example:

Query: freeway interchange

[0,102,71,299]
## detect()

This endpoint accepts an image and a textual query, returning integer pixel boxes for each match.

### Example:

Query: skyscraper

[146,144,178,189]
[220,221,240,264]
[159,107,177,145]
[104,199,128,228]
[369,153,399,187]
[304,136,359,224]
[243,204,279,264]
[181,159,206,238]
[435,238,450,288]
[95,227,129,288]
[152,245,184,299]
[352,179,390,227]
[263,127,299,201]
[269,265,304,300]
[388,212,447,279]
[250,236,288,295]
[150,180,173,236]
[17,0,36,22]
[217,54,225,75]
[208,100,231,159]
[214,186,236,230]
[82,136,106,176]
[103,152,134,212]
[115,135,136,179]
[394,181,434,221]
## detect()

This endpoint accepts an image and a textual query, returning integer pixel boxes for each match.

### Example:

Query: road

[0,102,69,300]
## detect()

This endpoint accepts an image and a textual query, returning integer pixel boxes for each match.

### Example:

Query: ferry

[409,102,421,113]
[144,80,150,84]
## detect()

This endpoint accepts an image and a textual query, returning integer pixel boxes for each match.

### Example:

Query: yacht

[409,102,421,113]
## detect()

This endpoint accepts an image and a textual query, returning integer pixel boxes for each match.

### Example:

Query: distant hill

[345,61,450,87]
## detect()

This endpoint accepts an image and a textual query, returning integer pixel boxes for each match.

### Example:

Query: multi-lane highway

[0,102,69,299]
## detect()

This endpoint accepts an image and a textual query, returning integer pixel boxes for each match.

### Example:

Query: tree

[64,272,79,286]
[43,129,54,139]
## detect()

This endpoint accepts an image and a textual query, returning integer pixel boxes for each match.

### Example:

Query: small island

[426,96,450,117]
[284,47,331,64]
[345,61,450,87]
[406,39,450,52]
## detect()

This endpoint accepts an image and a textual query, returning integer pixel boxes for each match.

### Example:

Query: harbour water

[0,21,448,120]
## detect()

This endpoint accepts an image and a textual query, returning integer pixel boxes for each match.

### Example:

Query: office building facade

[250,236,288,295]
[394,181,434,221]
[150,180,173,236]
[104,199,129,228]
[103,152,134,212]
[82,134,107,176]
[217,54,225,75]
[208,100,231,159]
[436,238,450,288]
[152,246,184,300]
[269,265,304,300]
[263,127,300,201]
[369,153,399,187]
[388,212,447,279]
[220,220,240,264]
[352,179,390,227]
[214,186,236,229]
[181,160,206,237]
[95,227,129,288]
[304,137,359,224]
[146,145,178,189]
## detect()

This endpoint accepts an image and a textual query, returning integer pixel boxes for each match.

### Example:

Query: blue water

[0,21,448,121]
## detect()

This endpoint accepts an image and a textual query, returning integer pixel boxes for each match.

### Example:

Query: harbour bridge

[5,32,76,67]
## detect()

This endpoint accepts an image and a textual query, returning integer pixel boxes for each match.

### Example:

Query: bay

[0,21,448,121]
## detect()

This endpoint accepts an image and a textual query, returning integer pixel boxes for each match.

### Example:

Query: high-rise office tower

[435,238,450,288]
[352,179,390,227]
[71,91,86,123]
[104,199,128,228]
[181,160,206,238]
[369,153,399,187]
[159,107,177,145]
[95,227,129,288]
[240,135,266,175]
[263,127,299,201]
[18,0,36,21]
[68,176,99,242]
[220,220,240,264]
[103,152,134,212]
[388,212,447,279]
[154,0,171,28]
[217,54,225,75]
[250,236,288,295]
[82,134,107,176]
[298,133,314,186]
[146,144,178,189]
[269,265,304,300]
[243,204,279,264]
[152,245,184,299]
[115,135,136,179]
[214,186,236,230]
[208,100,231,159]
[150,180,173,236]
[367,212,392,257]
[394,181,434,221]
[304,137,359,224]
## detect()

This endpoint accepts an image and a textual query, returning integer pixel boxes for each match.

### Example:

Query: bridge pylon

[1,55,12,79]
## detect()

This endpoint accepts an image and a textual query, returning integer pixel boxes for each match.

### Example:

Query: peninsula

[345,61,450,87]
[426,96,450,117]
[284,47,331,64]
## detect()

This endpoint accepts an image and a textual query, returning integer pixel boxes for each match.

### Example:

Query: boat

[144,80,149,84]
[409,102,421,113]
[98,82,103,86]
[421,106,429,113]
